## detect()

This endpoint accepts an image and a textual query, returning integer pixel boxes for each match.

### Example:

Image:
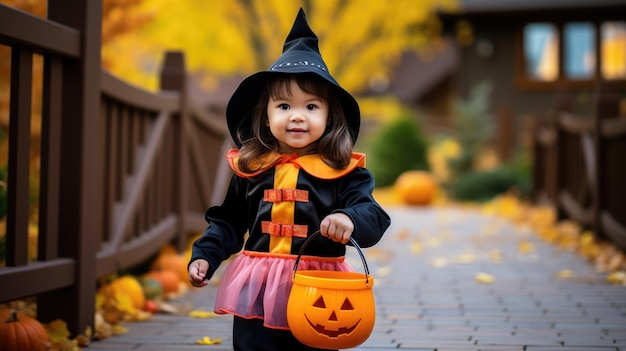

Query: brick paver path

[88,206,626,350]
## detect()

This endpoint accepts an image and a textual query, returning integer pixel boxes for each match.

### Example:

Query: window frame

[516,19,626,90]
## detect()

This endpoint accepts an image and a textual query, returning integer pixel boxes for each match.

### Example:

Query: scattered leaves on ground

[195,336,222,345]
[475,272,495,284]
[189,310,218,319]
[374,191,626,286]
[481,194,626,284]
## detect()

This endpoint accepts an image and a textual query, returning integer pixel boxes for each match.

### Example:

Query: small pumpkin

[98,275,146,310]
[146,269,180,294]
[0,309,49,351]
[394,170,437,205]
[138,277,164,301]
[151,251,188,283]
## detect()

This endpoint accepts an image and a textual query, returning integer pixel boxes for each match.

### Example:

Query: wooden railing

[533,82,626,251]
[96,54,231,278]
[0,1,232,336]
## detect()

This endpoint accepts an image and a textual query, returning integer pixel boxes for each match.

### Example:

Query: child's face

[266,79,328,155]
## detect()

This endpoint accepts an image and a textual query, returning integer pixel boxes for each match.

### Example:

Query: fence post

[592,81,620,242]
[6,47,32,267]
[37,0,102,336]
[160,51,189,252]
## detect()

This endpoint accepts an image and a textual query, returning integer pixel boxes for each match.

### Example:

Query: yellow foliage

[46,319,71,344]
[101,0,458,92]
[481,194,626,276]
[44,319,91,350]
[358,96,408,124]
[427,137,461,182]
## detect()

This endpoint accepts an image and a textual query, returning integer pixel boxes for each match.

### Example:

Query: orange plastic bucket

[287,232,375,349]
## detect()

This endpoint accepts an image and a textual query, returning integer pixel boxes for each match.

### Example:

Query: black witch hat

[226,7,360,147]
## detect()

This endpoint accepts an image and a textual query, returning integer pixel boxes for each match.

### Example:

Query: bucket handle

[292,231,371,287]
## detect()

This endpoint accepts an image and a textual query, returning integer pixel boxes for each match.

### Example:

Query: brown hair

[237,74,353,174]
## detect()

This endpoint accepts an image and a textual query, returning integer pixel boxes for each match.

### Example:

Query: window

[602,22,626,79]
[521,20,626,87]
[524,23,558,81]
[564,22,595,79]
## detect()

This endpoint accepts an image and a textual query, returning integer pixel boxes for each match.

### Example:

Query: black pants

[233,316,337,351]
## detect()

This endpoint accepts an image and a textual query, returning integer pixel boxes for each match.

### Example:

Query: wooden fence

[533,82,626,251]
[0,1,232,335]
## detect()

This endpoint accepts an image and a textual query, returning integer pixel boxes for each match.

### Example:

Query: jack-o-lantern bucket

[287,231,375,349]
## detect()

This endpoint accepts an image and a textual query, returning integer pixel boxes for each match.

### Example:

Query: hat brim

[226,70,360,148]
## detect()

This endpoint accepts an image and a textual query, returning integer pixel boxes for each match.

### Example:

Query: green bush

[367,114,429,187]
[448,81,494,177]
[451,161,531,202]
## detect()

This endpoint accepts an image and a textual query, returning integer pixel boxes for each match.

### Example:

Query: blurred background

[2,0,624,211]
[1,1,625,344]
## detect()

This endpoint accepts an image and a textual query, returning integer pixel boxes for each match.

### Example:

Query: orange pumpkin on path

[98,275,146,310]
[394,170,437,206]
[0,309,49,351]
[146,269,180,294]
[151,248,188,283]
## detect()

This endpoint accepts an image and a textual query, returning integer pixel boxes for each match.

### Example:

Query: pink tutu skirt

[214,250,353,329]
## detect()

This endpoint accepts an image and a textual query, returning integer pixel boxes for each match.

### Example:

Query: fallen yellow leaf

[410,242,423,254]
[95,293,105,310]
[427,237,441,248]
[94,313,113,340]
[518,240,535,254]
[556,269,575,279]
[488,250,502,263]
[114,293,137,315]
[475,272,495,284]
[189,310,218,319]
[76,327,92,347]
[607,271,626,285]
[196,336,222,345]
[45,319,71,343]
[112,324,129,335]
[125,309,152,321]
[452,253,476,264]
[430,257,447,268]
[376,266,392,277]
[396,229,410,240]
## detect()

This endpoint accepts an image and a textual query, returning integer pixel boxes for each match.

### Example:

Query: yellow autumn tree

[0,0,154,224]
[0,0,153,148]
[102,0,458,93]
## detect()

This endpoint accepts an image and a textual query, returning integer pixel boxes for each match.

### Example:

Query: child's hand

[320,213,354,244]
[188,259,210,287]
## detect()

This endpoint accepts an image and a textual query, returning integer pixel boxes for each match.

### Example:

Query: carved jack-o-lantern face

[287,270,376,349]
[305,295,361,338]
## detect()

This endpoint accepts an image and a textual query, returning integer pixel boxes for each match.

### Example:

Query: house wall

[455,22,558,119]
[443,5,626,159]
